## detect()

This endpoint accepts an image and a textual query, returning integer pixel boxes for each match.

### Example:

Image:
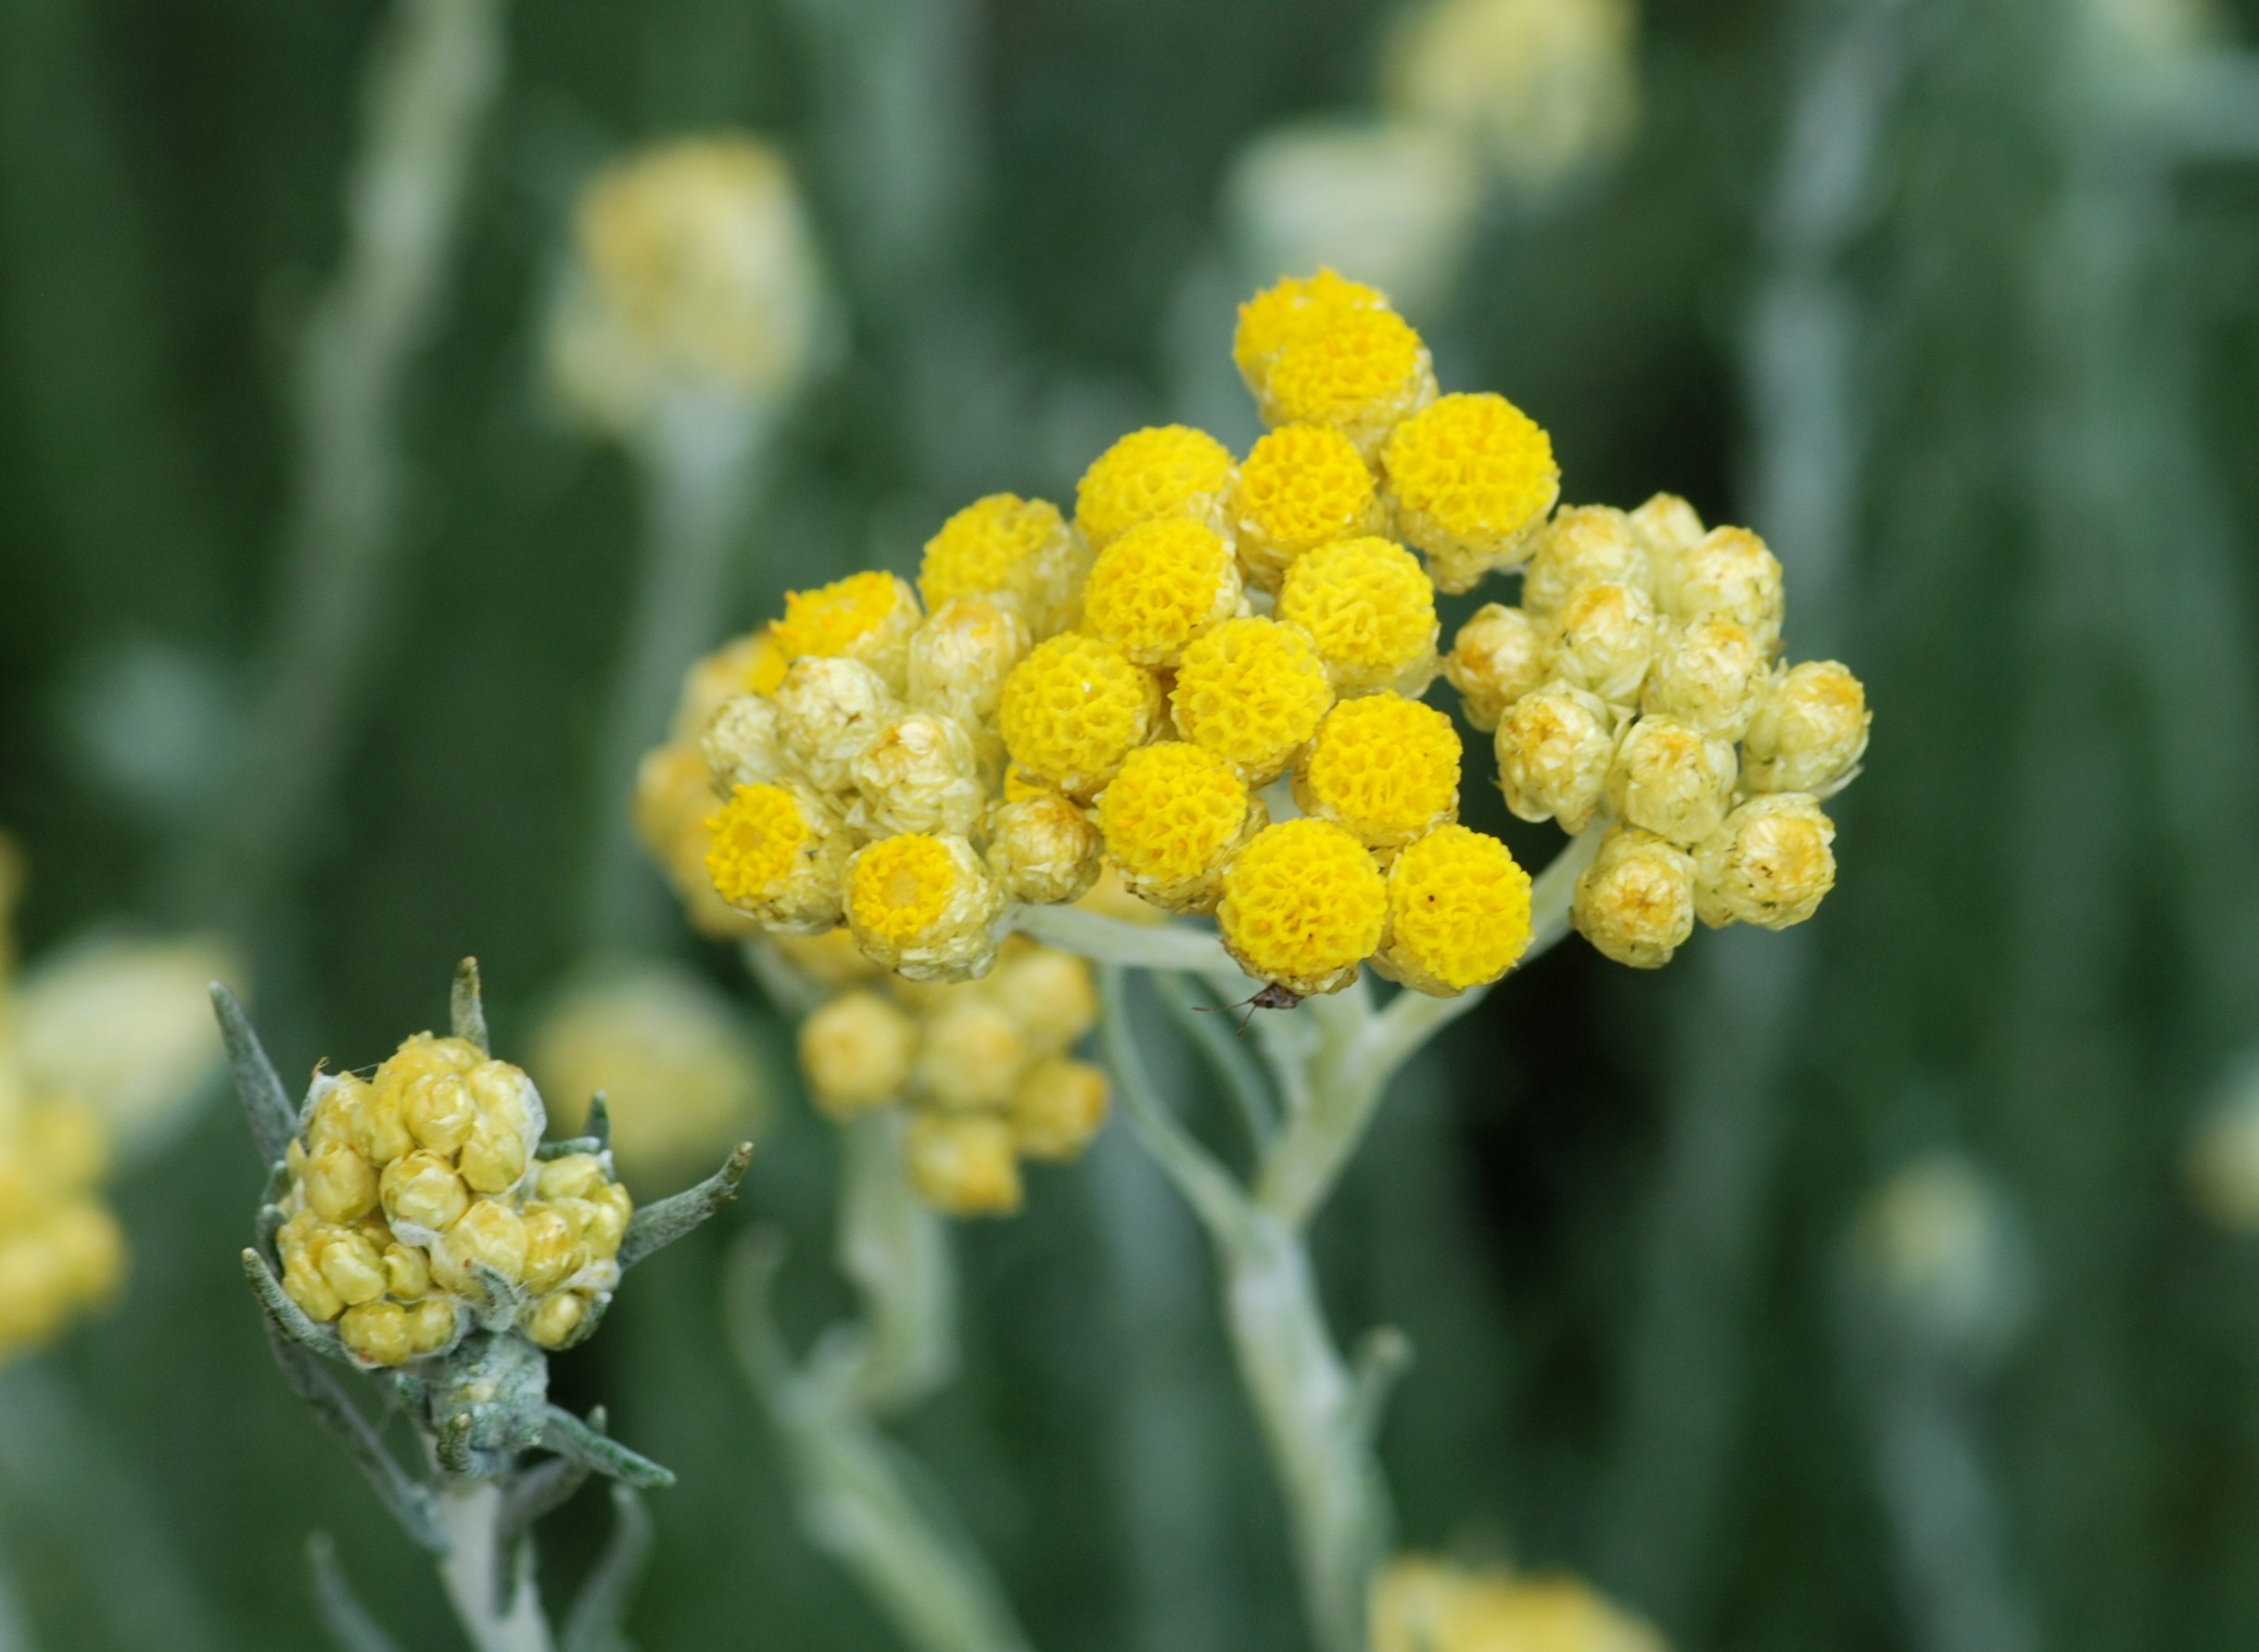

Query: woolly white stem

[437,1481,554,1652]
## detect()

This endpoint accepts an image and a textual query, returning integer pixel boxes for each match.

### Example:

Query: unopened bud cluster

[273,1033,632,1366]
[784,934,1110,1219]
[1373,1556,1667,1652]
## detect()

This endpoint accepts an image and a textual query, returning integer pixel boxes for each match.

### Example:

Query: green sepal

[213,985,297,1168]
[618,1142,752,1270]
[306,1533,406,1652]
[561,1485,654,1652]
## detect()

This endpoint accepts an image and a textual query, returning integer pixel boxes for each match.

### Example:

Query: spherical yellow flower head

[1229,424,1386,590]
[772,570,922,692]
[703,692,788,794]
[850,712,987,839]
[1010,1058,1110,1162]
[773,655,903,792]
[906,1111,1022,1217]
[915,998,1029,1112]
[1097,742,1264,914]
[985,793,1104,907]
[1082,518,1245,667]
[1664,525,1785,657]
[1074,425,1237,551]
[1445,603,1549,731]
[1377,824,1533,996]
[1260,306,1438,460]
[1170,617,1337,784]
[1218,819,1390,997]
[1643,617,1765,742]
[998,633,1163,799]
[1276,536,1440,696]
[1233,269,1390,390]
[704,780,850,934]
[1544,578,1659,707]
[906,596,1032,731]
[796,992,917,1121]
[674,627,790,742]
[1742,659,1871,795]
[1495,681,1619,832]
[1695,794,1837,931]
[0,1091,124,1366]
[1573,824,1697,969]
[984,945,1099,1055]
[844,833,1004,983]
[633,743,758,941]
[1605,715,1738,847]
[919,494,1088,638]
[1629,490,1707,566]
[531,965,768,1186]
[1381,392,1561,593]
[1521,503,1654,616]
[1295,695,1462,849]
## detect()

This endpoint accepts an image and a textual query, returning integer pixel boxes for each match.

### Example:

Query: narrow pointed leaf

[451,958,489,1054]
[307,1534,407,1652]
[213,985,297,1166]
[244,1248,350,1363]
[618,1143,752,1269]
[541,1406,673,1490]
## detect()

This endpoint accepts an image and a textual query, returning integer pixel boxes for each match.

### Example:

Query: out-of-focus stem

[830,1109,957,1415]
[436,1481,554,1652]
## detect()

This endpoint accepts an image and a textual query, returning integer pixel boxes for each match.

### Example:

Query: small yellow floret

[1074,426,1237,551]
[1218,819,1389,997]
[772,570,920,686]
[1741,659,1871,795]
[997,634,1163,798]
[1276,536,1439,695]
[1081,518,1243,666]
[1381,391,1561,592]
[844,834,1002,982]
[1295,694,1462,848]
[1694,794,1837,931]
[918,494,1085,636]
[1170,617,1337,784]
[986,794,1104,907]
[1260,307,1437,458]
[1380,825,1533,995]
[798,990,918,1117]
[1573,825,1697,969]
[1230,424,1384,588]
[1097,742,1259,913]
[704,782,807,902]
[848,835,961,945]
[1444,603,1549,731]
[1233,269,1390,394]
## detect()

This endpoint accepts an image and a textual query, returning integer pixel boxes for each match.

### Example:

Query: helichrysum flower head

[844,833,1005,983]
[1171,616,1338,784]
[906,596,1032,731]
[1373,1557,1666,1652]
[1382,391,1561,592]
[1082,518,1245,667]
[1694,794,1836,930]
[1277,536,1440,696]
[1629,490,1707,565]
[1219,820,1390,997]
[1604,715,1738,847]
[1495,680,1619,832]
[999,633,1164,799]
[1230,424,1387,590]
[635,744,759,941]
[705,780,852,934]
[1294,694,1463,849]
[773,570,923,693]
[1522,503,1654,616]
[1662,526,1785,655]
[1097,742,1265,914]
[985,944,1101,1056]
[773,655,904,792]
[1572,824,1697,969]
[1377,824,1532,996]
[799,990,919,1118]
[1445,603,1549,731]
[919,494,1088,638]
[1545,578,1658,706]
[906,1112,1022,1217]
[850,712,988,839]
[1261,306,1439,459]
[916,998,1029,1112]
[704,691,791,793]
[1233,269,1391,400]
[0,1068,124,1366]
[1741,659,1871,795]
[986,793,1104,907]
[1643,617,1765,742]
[1075,426,1237,551]
[1010,1057,1111,1162]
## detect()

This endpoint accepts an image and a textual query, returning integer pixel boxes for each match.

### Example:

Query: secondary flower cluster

[778,929,1109,1218]
[1373,1557,1666,1652]
[273,1032,633,1366]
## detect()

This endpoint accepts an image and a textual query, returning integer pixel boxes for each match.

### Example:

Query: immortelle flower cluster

[1372,1557,1665,1652]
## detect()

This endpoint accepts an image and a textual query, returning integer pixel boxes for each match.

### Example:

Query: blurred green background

[5,0,2259,1646]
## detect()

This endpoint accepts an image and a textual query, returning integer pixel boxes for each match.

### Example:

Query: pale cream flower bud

[1546,580,1657,705]
[704,693,789,794]
[1628,490,1706,573]
[1521,503,1653,616]
[798,990,917,1118]
[1664,526,1784,656]
[985,794,1104,908]
[984,945,1098,1056]
[851,713,987,839]
[773,656,902,793]
[1605,716,1738,847]
[916,998,1029,1112]
[906,597,1032,731]
[1009,1058,1111,1162]
[1741,660,1871,795]
[1572,824,1696,969]
[1443,604,1548,732]
[906,1111,1023,1217]
[1694,794,1836,930]
[1494,682,1619,832]
[1642,617,1765,742]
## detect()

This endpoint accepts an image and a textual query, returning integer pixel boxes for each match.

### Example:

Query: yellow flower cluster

[273,1032,632,1366]
[1373,1557,1668,1652]
[0,845,125,1366]
[785,933,1109,1218]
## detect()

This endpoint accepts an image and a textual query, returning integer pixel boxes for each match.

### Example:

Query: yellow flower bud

[1373,1557,1667,1652]
[1604,716,1738,846]
[1083,518,1246,667]
[304,1074,366,1153]
[408,1297,461,1355]
[1294,694,1462,851]
[317,1229,388,1308]
[1444,603,1549,731]
[799,990,918,1118]
[984,946,1098,1055]
[772,570,922,693]
[1262,306,1438,460]
[430,1198,529,1295]
[1097,742,1265,914]
[844,833,1005,983]
[1663,525,1784,656]
[403,1073,477,1157]
[1233,269,1390,400]
[303,1145,380,1225]
[1494,682,1619,832]
[916,998,1030,1112]
[704,779,853,934]
[1521,503,1653,616]
[1276,536,1440,697]
[1229,424,1385,590]
[525,1290,592,1350]
[1380,391,1559,592]
[520,1207,586,1294]
[905,1111,1023,1218]
[380,1151,472,1235]
[459,1115,532,1196]
[673,628,790,743]
[1219,819,1390,997]
[1010,1058,1110,1162]
[537,1153,610,1202]
[703,692,789,794]
[1643,617,1764,741]
[338,1301,416,1366]
[1170,616,1337,784]
[635,743,763,942]
[283,1248,345,1324]
[919,495,1088,638]
[985,794,1104,907]
[384,1241,432,1300]
[1694,794,1837,930]
[1075,425,1237,551]
[1628,490,1706,565]
[906,597,1031,731]
[1572,825,1696,969]
[1546,579,1657,705]
[998,633,1164,799]
[1377,824,1532,995]
[1741,660,1871,795]
[773,655,904,792]
[851,713,987,839]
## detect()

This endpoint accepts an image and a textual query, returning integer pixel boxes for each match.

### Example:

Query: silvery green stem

[830,1109,958,1415]
[437,1480,555,1652]
[1007,905,1241,976]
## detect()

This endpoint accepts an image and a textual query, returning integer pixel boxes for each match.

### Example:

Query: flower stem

[831,1108,958,1415]
[434,1480,555,1652]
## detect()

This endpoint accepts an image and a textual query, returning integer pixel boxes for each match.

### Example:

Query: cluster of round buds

[1373,1556,1666,1652]
[789,935,1109,1218]
[273,1033,632,1367]
[1458,497,1870,968]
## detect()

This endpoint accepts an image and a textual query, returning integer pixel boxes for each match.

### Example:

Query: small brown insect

[1196,981,1304,1034]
